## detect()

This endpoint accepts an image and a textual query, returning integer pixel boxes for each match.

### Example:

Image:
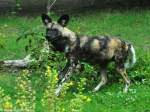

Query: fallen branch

[0,55,32,69]
[0,41,50,71]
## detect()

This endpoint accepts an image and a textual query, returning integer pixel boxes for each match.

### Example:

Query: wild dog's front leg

[55,57,78,96]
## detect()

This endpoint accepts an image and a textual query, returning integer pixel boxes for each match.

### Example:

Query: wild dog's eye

[52,29,59,33]
[47,29,58,34]
[46,28,61,39]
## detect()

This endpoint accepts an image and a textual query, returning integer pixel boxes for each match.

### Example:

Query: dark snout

[46,30,56,41]
[46,29,61,41]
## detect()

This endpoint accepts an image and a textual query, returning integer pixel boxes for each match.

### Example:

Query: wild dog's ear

[41,13,52,25]
[57,14,69,27]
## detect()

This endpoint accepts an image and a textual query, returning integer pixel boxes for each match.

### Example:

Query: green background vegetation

[0,9,150,111]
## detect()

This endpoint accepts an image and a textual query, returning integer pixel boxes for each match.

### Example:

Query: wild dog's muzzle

[46,29,61,41]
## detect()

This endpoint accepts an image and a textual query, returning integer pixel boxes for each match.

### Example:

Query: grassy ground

[0,9,150,112]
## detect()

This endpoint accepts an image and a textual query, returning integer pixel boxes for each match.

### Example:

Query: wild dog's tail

[125,44,136,69]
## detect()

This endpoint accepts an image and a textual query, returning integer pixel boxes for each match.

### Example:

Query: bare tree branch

[47,0,57,13]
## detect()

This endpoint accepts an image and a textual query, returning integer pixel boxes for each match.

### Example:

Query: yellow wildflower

[46,66,51,76]
[86,97,91,102]
[3,101,13,109]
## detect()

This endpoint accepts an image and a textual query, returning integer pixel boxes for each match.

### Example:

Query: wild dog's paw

[55,88,61,96]
[93,86,100,92]
[123,82,130,93]
[55,84,63,96]
[123,85,129,93]
[55,89,60,96]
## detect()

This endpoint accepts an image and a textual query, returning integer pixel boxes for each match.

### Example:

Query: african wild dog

[41,14,136,96]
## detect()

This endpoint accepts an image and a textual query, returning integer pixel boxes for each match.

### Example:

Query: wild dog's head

[41,14,76,52]
[41,14,70,41]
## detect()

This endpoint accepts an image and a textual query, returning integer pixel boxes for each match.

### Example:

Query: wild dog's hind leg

[116,67,130,93]
[93,67,108,92]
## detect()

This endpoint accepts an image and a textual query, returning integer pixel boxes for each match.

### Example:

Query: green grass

[0,9,150,112]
